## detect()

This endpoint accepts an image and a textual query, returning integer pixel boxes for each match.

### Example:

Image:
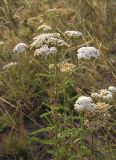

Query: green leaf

[30,126,55,135]
[31,137,54,145]
[37,73,53,78]
[40,111,53,117]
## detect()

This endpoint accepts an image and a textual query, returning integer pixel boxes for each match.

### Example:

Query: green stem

[81,112,85,160]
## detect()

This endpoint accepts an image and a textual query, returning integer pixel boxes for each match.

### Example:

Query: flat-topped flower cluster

[49,62,76,73]
[34,45,57,57]
[60,63,76,73]
[77,46,100,60]
[30,33,69,49]
[65,31,82,38]
[91,86,116,100]
[74,96,96,111]
[13,43,28,53]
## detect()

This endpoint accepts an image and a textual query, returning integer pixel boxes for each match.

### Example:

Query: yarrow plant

[13,43,28,53]
[77,46,100,60]
[34,45,57,57]
[64,30,82,38]
[1,20,115,160]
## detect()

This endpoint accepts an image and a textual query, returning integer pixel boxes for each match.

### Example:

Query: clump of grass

[1,131,30,155]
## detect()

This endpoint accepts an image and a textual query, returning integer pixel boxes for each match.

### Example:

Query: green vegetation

[0,0,115,160]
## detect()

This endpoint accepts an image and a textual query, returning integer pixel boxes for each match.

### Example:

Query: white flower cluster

[99,89,113,100]
[30,33,69,49]
[98,90,112,100]
[13,43,28,53]
[74,96,96,111]
[34,45,57,57]
[77,46,100,60]
[37,24,52,32]
[108,86,116,93]
[91,86,116,100]
[49,64,56,70]
[91,89,113,100]
[65,30,82,38]
[91,93,100,98]
[3,62,17,70]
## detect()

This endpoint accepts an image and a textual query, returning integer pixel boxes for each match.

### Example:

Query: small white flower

[37,24,52,32]
[33,33,61,41]
[108,86,116,93]
[77,46,100,60]
[74,96,96,111]
[57,39,69,47]
[30,33,69,49]
[91,93,100,98]
[3,62,17,70]
[99,89,112,100]
[65,30,82,38]
[0,41,4,45]
[34,45,57,57]
[49,64,55,70]
[13,43,28,53]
